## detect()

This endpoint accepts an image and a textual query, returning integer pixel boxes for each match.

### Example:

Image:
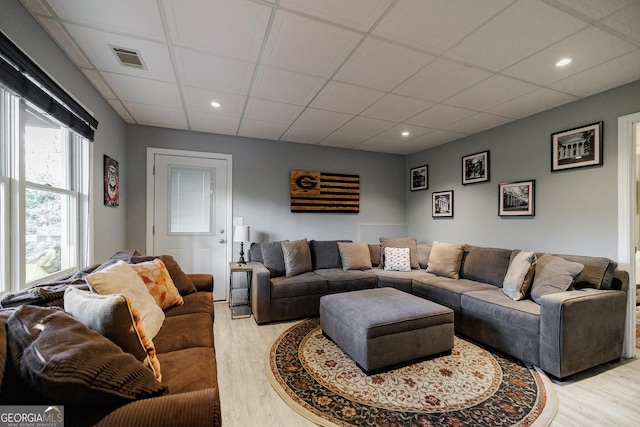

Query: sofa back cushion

[549,254,615,289]
[417,244,431,269]
[261,241,288,278]
[379,237,419,269]
[368,244,381,267]
[249,242,264,264]
[460,245,513,287]
[310,240,351,270]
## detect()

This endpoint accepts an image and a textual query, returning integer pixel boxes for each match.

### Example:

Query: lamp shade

[233,225,250,242]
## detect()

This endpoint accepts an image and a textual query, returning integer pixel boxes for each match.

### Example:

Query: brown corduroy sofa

[0,252,221,427]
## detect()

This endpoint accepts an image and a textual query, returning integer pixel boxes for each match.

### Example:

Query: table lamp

[233,225,250,265]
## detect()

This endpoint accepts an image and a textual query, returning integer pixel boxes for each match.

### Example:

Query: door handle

[219,239,226,244]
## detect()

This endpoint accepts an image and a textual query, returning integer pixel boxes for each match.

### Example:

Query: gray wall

[407,80,640,259]
[125,126,407,252]
[1,0,129,262]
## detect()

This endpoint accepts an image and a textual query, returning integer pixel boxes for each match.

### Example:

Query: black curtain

[0,30,98,140]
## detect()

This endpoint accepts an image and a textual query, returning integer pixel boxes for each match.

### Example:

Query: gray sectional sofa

[249,239,628,379]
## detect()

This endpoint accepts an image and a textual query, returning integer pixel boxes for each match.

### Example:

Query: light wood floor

[214,302,640,426]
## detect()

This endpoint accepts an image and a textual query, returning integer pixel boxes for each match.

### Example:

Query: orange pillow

[131,259,184,309]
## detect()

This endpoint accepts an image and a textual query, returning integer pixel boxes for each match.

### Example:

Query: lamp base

[238,242,246,265]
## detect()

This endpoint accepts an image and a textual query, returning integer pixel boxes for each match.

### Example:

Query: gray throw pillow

[281,239,312,277]
[530,254,584,304]
[502,251,536,300]
[261,241,288,277]
[337,242,372,271]
[310,240,350,269]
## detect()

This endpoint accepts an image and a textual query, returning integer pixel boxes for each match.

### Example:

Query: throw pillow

[7,305,167,405]
[64,287,162,382]
[426,241,465,279]
[86,260,165,339]
[502,251,536,301]
[337,242,372,271]
[281,239,312,277]
[131,255,196,296]
[130,259,184,309]
[530,254,584,304]
[383,247,411,272]
[379,237,419,269]
[261,241,288,277]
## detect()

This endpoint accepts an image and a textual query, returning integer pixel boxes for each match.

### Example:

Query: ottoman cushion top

[320,288,453,339]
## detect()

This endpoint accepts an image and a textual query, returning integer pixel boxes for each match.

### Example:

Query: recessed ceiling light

[210,101,222,108]
[555,58,572,67]
[401,131,410,137]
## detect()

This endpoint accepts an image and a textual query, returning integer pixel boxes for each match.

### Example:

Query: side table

[229,262,252,319]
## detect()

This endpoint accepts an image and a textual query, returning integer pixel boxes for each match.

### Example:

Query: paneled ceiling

[19,0,640,154]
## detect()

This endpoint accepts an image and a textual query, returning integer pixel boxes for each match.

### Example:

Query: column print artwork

[551,122,602,171]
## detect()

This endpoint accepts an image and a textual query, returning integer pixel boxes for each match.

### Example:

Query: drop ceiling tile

[281,125,332,144]
[174,48,255,94]
[188,110,240,135]
[394,58,492,103]
[262,11,363,78]
[102,73,182,108]
[444,113,511,135]
[487,88,579,119]
[81,69,116,99]
[334,38,435,91]
[319,132,369,149]
[601,2,640,43]
[293,108,353,131]
[445,0,588,71]
[406,104,477,128]
[554,0,635,20]
[37,17,93,68]
[238,119,288,140]
[124,102,188,128]
[411,129,467,148]
[373,0,513,54]
[63,23,176,82]
[279,0,393,31]
[244,98,304,124]
[362,94,434,122]
[338,116,395,135]
[311,81,384,114]
[251,66,326,105]
[183,87,246,116]
[47,0,165,40]
[163,0,271,61]
[503,27,636,86]
[377,124,433,141]
[445,75,538,111]
[549,49,640,97]
[106,99,135,123]
[353,136,402,153]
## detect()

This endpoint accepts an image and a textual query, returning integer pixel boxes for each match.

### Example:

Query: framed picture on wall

[499,180,535,216]
[432,190,453,217]
[104,155,119,207]
[410,165,428,191]
[551,122,603,171]
[462,150,490,185]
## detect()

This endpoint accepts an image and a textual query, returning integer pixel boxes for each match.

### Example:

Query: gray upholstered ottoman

[320,287,454,372]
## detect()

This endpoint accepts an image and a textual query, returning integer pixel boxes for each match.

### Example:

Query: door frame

[617,112,640,359]
[146,147,233,299]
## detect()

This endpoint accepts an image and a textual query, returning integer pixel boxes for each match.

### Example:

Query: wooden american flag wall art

[290,170,360,213]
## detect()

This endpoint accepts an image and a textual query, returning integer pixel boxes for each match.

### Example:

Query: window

[0,87,90,293]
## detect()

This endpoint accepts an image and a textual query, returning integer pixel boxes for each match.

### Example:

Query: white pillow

[86,260,165,339]
[383,247,411,272]
[502,251,536,300]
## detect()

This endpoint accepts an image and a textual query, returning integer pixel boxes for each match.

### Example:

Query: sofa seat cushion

[157,347,217,395]
[373,269,429,293]
[164,292,213,318]
[412,274,495,311]
[270,272,328,299]
[315,268,377,293]
[153,313,214,354]
[460,246,513,287]
[461,289,541,334]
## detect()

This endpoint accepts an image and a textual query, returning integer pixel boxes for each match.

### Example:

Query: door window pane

[169,167,213,233]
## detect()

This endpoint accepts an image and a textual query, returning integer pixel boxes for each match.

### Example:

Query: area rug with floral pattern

[265,318,557,427]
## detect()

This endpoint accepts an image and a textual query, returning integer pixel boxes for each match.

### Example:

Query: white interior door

[150,151,230,301]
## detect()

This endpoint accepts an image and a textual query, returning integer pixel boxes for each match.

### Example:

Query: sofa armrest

[188,274,213,292]
[250,262,272,324]
[95,388,220,427]
[539,288,627,379]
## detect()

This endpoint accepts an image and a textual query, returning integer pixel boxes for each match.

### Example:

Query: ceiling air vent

[111,46,146,69]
